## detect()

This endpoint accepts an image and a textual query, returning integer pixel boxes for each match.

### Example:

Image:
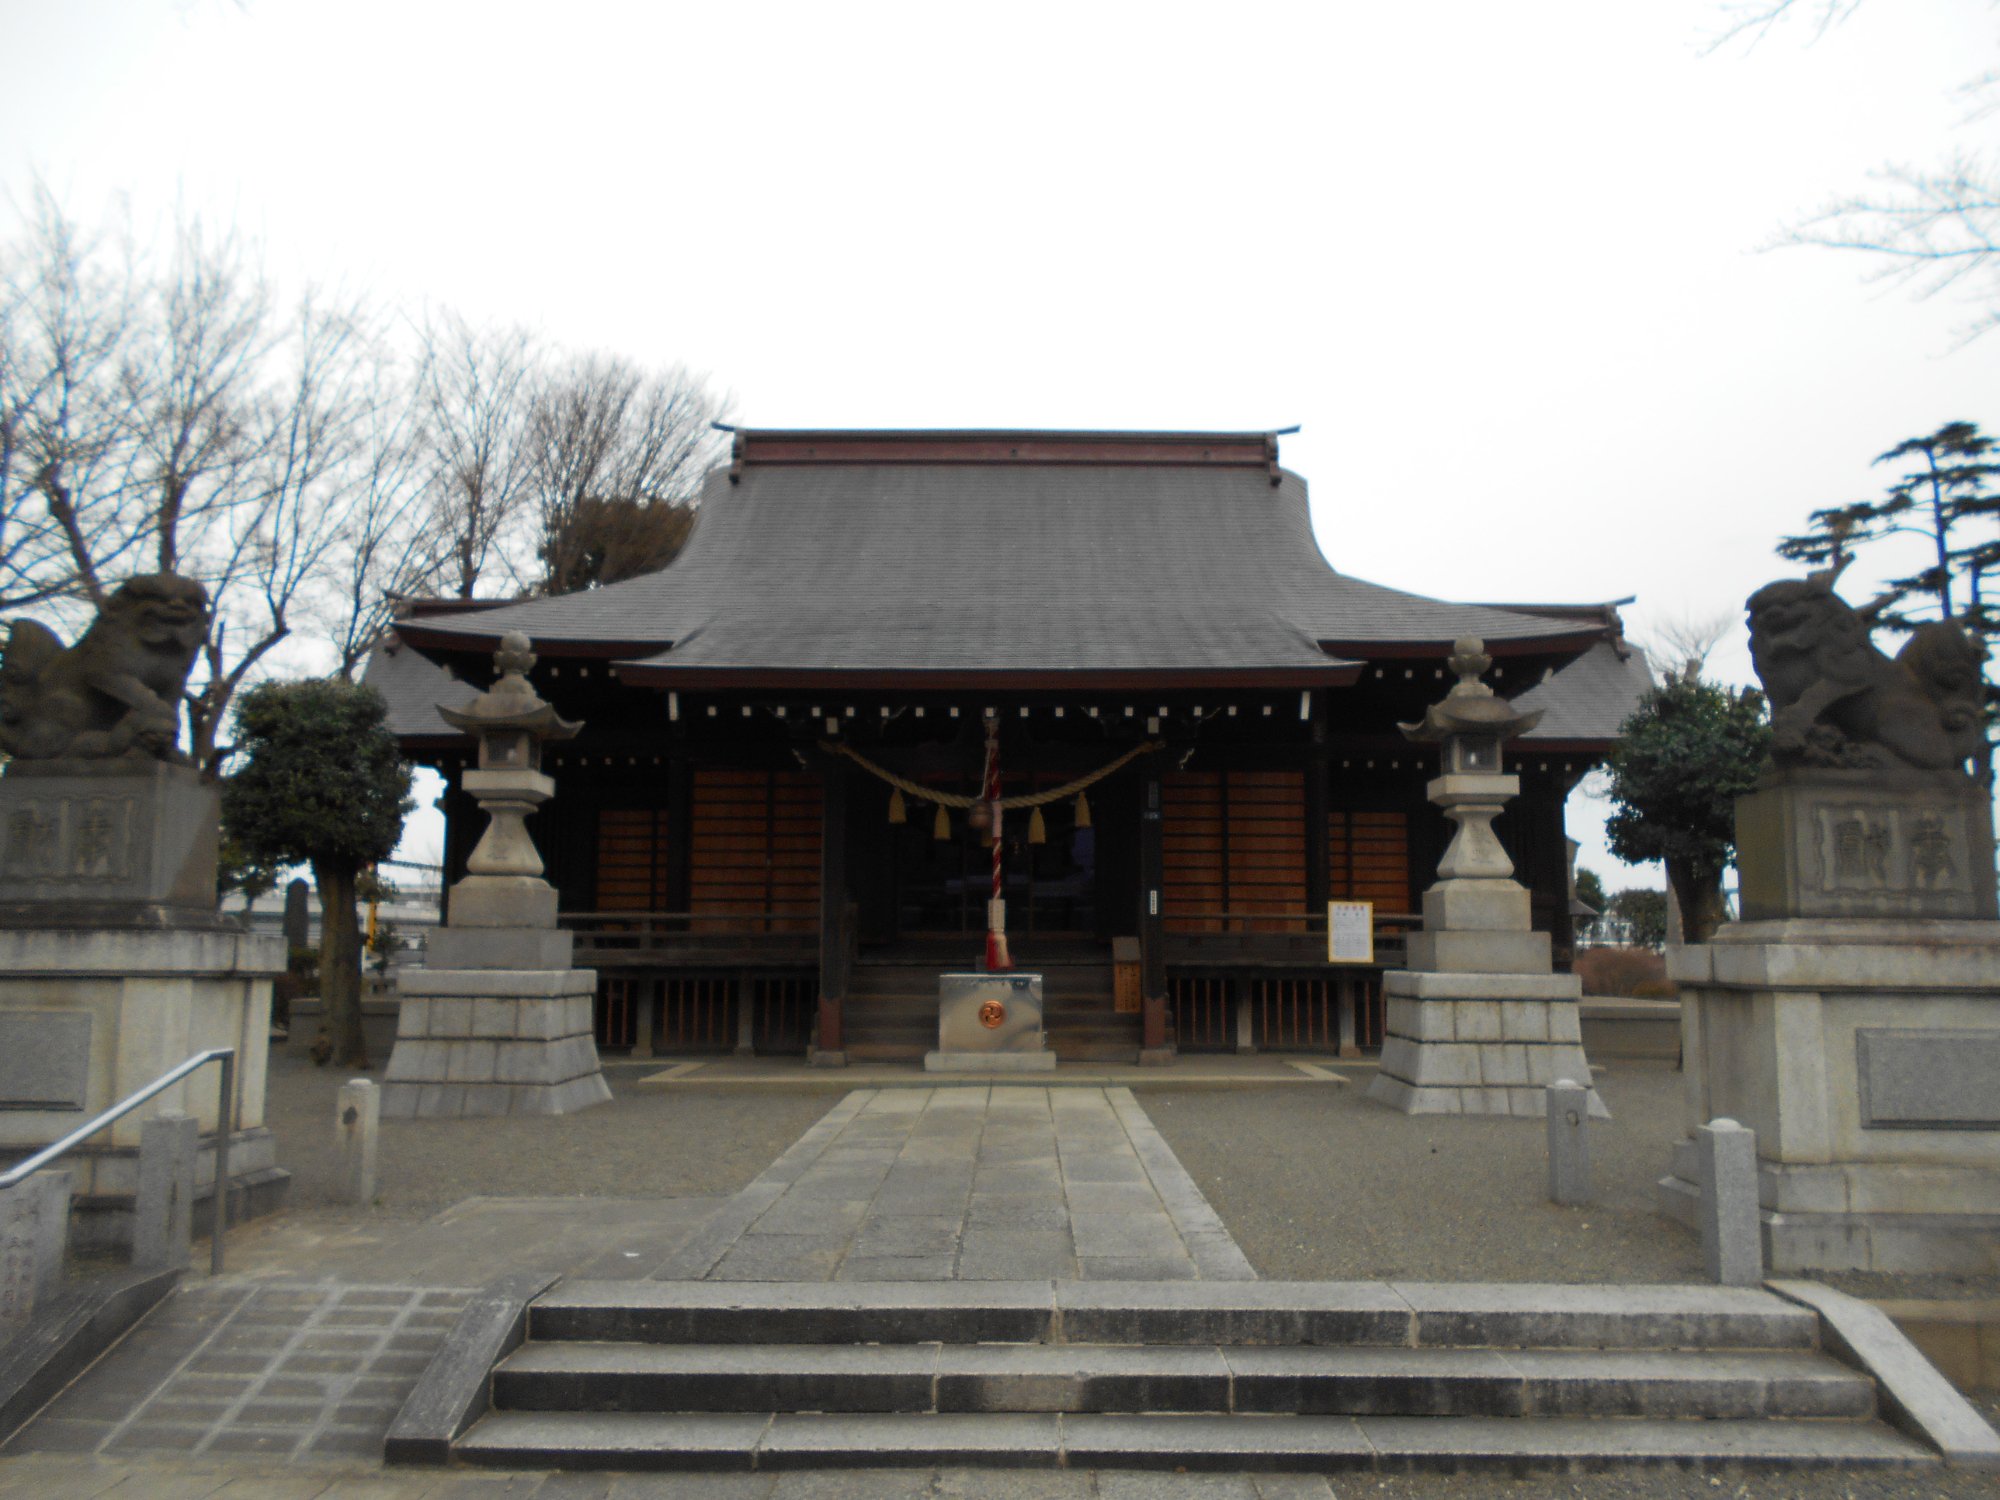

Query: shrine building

[368,428,1649,1062]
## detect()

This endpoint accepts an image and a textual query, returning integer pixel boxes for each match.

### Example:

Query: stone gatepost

[381,633,610,1118]
[1368,638,1604,1119]
[1658,571,2000,1273]
[0,574,287,1251]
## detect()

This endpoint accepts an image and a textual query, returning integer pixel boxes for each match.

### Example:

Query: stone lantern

[382,631,610,1119]
[1368,637,1603,1118]
[436,632,579,925]
[1399,637,1540,900]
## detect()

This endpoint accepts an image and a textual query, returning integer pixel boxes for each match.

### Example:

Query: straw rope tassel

[933,802,950,840]
[1027,805,1047,844]
[1074,791,1091,829]
[888,787,907,825]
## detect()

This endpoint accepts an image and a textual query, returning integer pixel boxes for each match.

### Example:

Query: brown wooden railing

[561,910,819,962]
[1163,909,1415,970]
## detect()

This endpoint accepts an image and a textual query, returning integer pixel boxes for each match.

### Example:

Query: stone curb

[1769,1278,2000,1469]
[1104,1087,1256,1281]
[383,1267,559,1465]
[0,1265,180,1443]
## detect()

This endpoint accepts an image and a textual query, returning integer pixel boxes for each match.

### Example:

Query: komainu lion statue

[1746,566,1986,771]
[0,573,211,764]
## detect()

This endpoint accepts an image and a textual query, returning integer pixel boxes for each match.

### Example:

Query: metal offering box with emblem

[925,972,1056,1072]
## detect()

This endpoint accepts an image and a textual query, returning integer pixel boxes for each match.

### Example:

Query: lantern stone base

[381,968,612,1118]
[1659,917,2000,1273]
[1367,970,1607,1118]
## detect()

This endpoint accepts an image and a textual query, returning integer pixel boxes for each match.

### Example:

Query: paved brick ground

[654,1086,1254,1282]
[7,1283,471,1463]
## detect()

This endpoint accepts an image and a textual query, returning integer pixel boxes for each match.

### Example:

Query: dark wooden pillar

[815,760,849,1062]
[1305,702,1330,912]
[1139,771,1171,1059]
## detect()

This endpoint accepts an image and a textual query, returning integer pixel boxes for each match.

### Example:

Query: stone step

[455,1409,1934,1474]
[528,1281,1822,1352]
[492,1341,1875,1421]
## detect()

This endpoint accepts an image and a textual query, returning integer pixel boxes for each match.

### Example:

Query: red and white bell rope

[984,711,1011,972]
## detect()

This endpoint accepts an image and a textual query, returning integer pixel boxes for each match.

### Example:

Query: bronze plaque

[978,999,1006,1029]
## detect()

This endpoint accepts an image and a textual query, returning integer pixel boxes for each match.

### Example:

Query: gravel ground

[1135,1062,1706,1283]
[261,1044,837,1215]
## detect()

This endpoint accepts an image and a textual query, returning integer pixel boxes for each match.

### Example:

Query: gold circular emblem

[978,999,1006,1029]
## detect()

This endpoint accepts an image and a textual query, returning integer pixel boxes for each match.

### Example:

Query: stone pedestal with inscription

[1658,768,2000,1273]
[0,765,288,1251]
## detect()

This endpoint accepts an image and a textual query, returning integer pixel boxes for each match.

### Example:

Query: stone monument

[0,575,287,1250]
[1369,638,1604,1118]
[1660,567,2000,1271]
[381,632,610,1118]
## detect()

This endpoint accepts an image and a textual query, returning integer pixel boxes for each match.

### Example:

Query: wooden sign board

[1328,901,1374,964]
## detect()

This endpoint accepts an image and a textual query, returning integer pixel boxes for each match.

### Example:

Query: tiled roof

[1515,639,1655,743]
[360,631,473,745]
[395,435,1609,682]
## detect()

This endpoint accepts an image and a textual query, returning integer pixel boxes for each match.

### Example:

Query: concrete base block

[0,1169,71,1331]
[425,927,573,971]
[923,1050,1057,1073]
[1371,979,1606,1119]
[1405,929,1552,975]
[384,966,609,1119]
[0,919,285,1255]
[446,876,559,930]
[1659,1151,2000,1274]
[1672,918,2000,1273]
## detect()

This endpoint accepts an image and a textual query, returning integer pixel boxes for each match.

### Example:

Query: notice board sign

[1327,901,1374,964]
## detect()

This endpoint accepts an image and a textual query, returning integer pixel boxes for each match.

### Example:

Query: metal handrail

[0,1046,237,1276]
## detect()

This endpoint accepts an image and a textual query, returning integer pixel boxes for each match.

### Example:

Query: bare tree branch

[413,309,538,600]
[1703,0,1861,56]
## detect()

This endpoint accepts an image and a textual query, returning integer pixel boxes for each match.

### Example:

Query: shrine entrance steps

[443,1280,1940,1475]
[844,956,1141,1062]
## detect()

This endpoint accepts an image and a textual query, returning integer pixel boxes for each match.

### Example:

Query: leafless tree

[1713,1,2000,341]
[316,345,449,679]
[1638,611,1736,681]
[0,191,384,772]
[528,352,729,595]
[412,309,539,599]
[0,187,148,611]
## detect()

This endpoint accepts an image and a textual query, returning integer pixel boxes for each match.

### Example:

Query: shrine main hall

[370,428,1648,1063]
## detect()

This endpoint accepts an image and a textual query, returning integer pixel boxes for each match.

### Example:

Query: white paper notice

[1327,901,1374,964]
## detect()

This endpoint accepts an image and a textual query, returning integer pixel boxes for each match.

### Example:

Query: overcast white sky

[4,0,1996,888]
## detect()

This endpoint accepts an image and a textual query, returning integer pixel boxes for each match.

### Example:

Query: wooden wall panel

[1327,809,1412,914]
[690,769,822,932]
[596,808,669,911]
[1162,771,1307,931]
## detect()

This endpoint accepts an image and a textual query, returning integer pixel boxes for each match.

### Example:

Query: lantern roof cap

[1399,637,1544,744]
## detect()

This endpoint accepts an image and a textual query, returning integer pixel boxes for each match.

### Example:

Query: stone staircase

[844,960,1139,1063]
[446,1280,1939,1474]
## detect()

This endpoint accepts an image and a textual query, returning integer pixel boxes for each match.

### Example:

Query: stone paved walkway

[655,1087,1256,1282]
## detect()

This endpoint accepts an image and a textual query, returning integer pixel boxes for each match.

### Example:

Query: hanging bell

[888,787,907,825]
[933,803,951,840]
[1027,805,1047,844]
[1074,791,1092,829]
